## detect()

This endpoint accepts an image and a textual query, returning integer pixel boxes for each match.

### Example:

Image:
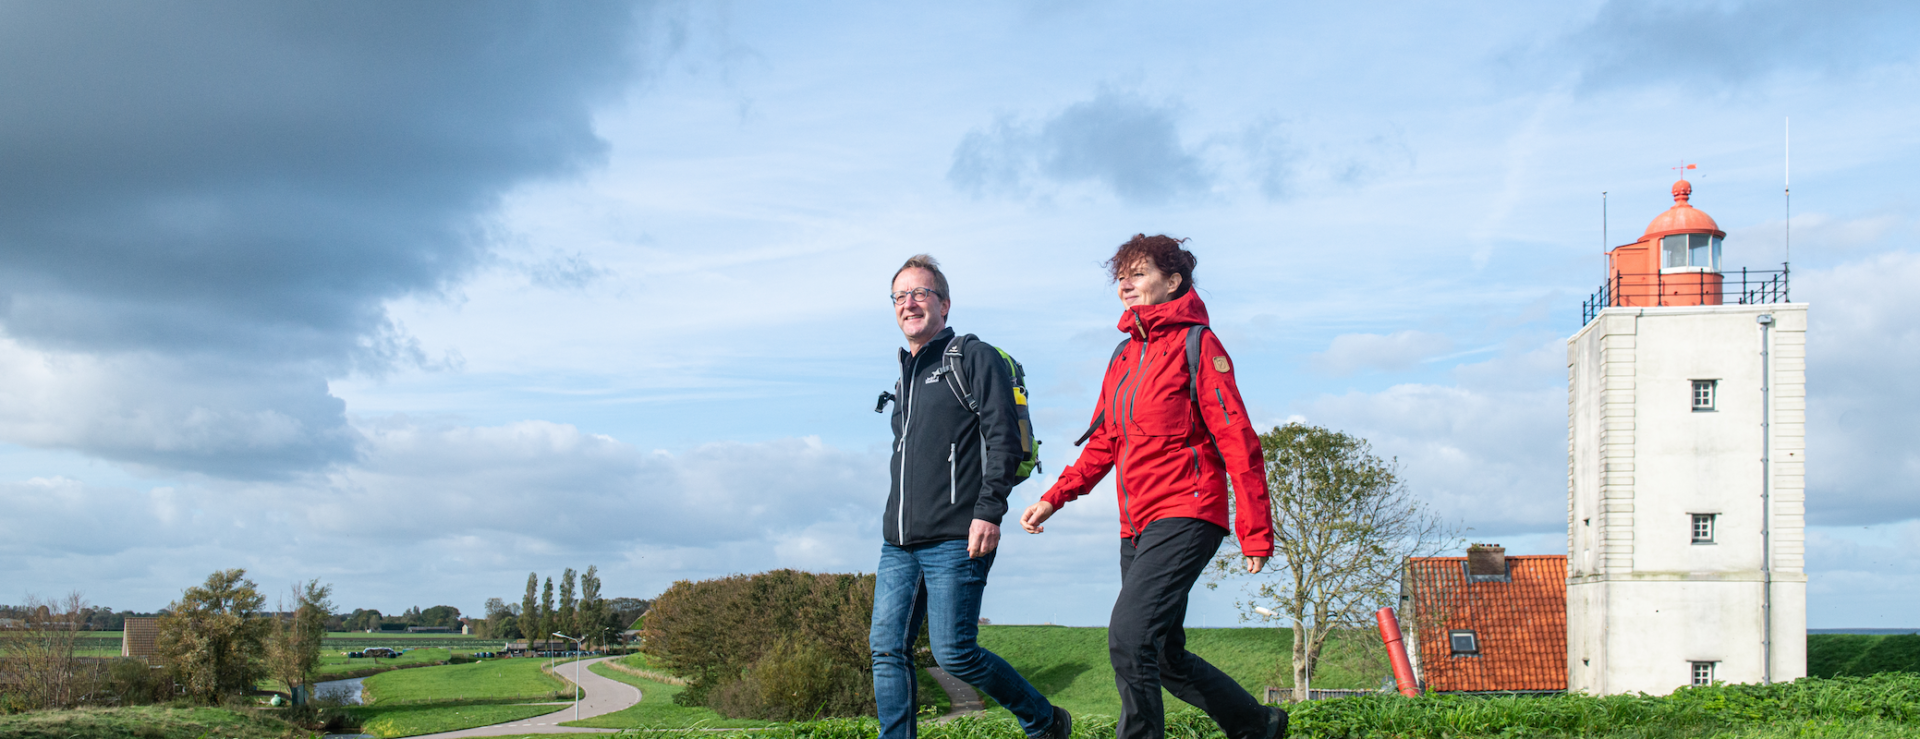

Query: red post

[1376,607,1420,697]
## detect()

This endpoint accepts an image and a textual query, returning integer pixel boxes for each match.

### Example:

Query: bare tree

[265,579,334,701]
[0,592,90,708]
[1213,423,1454,701]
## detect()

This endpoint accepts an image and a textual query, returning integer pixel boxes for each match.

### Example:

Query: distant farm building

[122,616,160,661]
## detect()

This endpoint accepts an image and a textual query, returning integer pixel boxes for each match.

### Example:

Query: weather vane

[1672,161,1699,179]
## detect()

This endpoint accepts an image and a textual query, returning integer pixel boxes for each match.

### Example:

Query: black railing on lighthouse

[1582,265,1791,325]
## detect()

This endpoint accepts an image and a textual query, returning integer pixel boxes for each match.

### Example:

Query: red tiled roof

[1404,555,1566,692]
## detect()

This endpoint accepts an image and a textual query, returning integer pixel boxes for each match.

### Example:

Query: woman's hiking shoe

[1034,705,1072,739]
[1265,705,1289,739]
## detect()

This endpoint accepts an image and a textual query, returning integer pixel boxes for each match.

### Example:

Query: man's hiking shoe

[1035,705,1072,739]
[1264,705,1289,739]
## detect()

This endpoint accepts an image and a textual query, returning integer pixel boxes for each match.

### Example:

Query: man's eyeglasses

[890,287,944,306]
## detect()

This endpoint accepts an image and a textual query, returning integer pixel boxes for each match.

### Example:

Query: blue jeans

[871,539,1055,739]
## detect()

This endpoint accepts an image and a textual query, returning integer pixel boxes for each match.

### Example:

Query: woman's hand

[1246,556,1267,574]
[1020,500,1056,534]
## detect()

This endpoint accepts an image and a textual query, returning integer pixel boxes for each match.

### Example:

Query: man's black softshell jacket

[886,327,1025,547]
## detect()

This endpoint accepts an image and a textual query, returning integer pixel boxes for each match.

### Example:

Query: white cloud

[1,419,890,613]
[1799,250,1920,524]
[1307,330,1455,376]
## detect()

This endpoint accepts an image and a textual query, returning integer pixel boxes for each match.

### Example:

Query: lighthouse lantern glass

[1661,233,1722,271]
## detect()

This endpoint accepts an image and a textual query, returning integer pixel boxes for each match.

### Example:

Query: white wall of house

[1567,303,1807,695]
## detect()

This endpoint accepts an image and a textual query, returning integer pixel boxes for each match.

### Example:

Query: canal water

[313,676,366,705]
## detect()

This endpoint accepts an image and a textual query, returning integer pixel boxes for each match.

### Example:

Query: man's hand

[968,519,1001,558]
[1246,556,1268,574]
[1020,500,1056,534]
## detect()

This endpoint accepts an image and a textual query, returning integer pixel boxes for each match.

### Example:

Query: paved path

[407,656,641,738]
[926,667,984,720]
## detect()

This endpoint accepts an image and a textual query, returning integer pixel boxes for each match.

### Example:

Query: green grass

[0,705,305,739]
[351,701,563,738]
[1284,673,1920,738]
[975,624,1378,718]
[319,645,454,675]
[361,655,570,704]
[562,658,773,729]
[1807,633,1920,678]
[337,656,588,737]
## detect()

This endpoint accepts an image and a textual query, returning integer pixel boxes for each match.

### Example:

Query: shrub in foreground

[643,569,878,718]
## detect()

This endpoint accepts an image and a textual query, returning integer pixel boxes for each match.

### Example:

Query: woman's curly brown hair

[1105,234,1196,298]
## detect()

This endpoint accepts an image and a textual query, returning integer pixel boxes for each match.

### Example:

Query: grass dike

[0,705,307,739]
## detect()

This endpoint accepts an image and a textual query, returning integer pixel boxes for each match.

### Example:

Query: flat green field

[319,646,452,675]
[340,656,583,737]
[361,655,570,704]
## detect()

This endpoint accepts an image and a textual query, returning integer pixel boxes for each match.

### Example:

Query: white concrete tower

[1566,179,1807,695]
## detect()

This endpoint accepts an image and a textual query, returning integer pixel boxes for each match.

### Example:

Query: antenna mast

[1785,118,1791,268]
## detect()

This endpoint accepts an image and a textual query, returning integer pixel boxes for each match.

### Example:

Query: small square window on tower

[1449,630,1479,656]
[1692,514,1716,544]
[1692,380,1717,411]
[1691,661,1716,686]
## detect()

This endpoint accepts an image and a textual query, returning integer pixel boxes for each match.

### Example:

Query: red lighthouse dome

[1643,180,1724,240]
[1603,179,1727,307]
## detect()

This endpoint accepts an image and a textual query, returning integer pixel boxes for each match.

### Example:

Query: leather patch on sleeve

[1213,356,1231,373]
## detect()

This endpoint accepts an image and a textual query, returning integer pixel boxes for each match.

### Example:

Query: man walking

[872,255,1068,739]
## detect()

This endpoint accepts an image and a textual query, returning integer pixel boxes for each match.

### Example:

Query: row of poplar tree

[474,566,635,649]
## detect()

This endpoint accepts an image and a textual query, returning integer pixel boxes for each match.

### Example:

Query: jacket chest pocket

[1123,349,1192,437]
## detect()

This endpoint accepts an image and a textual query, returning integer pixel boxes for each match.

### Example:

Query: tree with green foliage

[558,568,578,641]
[644,569,877,718]
[419,605,460,629]
[1213,423,1453,701]
[578,565,610,648]
[344,608,382,632]
[157,569,272,703]
[540,577,556,647]
[520,573,539,646]
[265,579,333,701]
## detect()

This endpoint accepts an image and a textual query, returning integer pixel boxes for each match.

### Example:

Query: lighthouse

[1566,179,1806,695]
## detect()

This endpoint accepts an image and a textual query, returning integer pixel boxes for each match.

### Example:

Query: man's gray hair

[892,254,950,301]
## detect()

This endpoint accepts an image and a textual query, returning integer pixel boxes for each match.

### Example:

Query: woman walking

[1021,234,1285,739]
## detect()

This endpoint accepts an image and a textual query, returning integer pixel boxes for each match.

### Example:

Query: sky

[2,0,1918,629]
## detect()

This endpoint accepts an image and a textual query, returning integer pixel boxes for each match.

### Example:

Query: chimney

[1467,543,1507,577]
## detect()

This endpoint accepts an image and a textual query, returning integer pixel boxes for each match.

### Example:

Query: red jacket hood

[1117,289,1211,340]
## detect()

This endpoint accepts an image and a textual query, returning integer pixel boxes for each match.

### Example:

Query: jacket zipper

[1116,338,1155,537]
[897,353,920,545]
[1216,387,1231,421]
[949,443,957,505]
[1187,445,1202,495]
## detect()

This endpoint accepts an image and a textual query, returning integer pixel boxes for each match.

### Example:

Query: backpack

[875,335,1042,484]
[1073,325,1214,447]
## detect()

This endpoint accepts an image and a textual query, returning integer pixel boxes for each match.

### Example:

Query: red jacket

[1042,291,1274,557]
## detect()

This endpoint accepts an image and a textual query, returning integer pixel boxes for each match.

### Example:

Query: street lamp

[554,632,586,721]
